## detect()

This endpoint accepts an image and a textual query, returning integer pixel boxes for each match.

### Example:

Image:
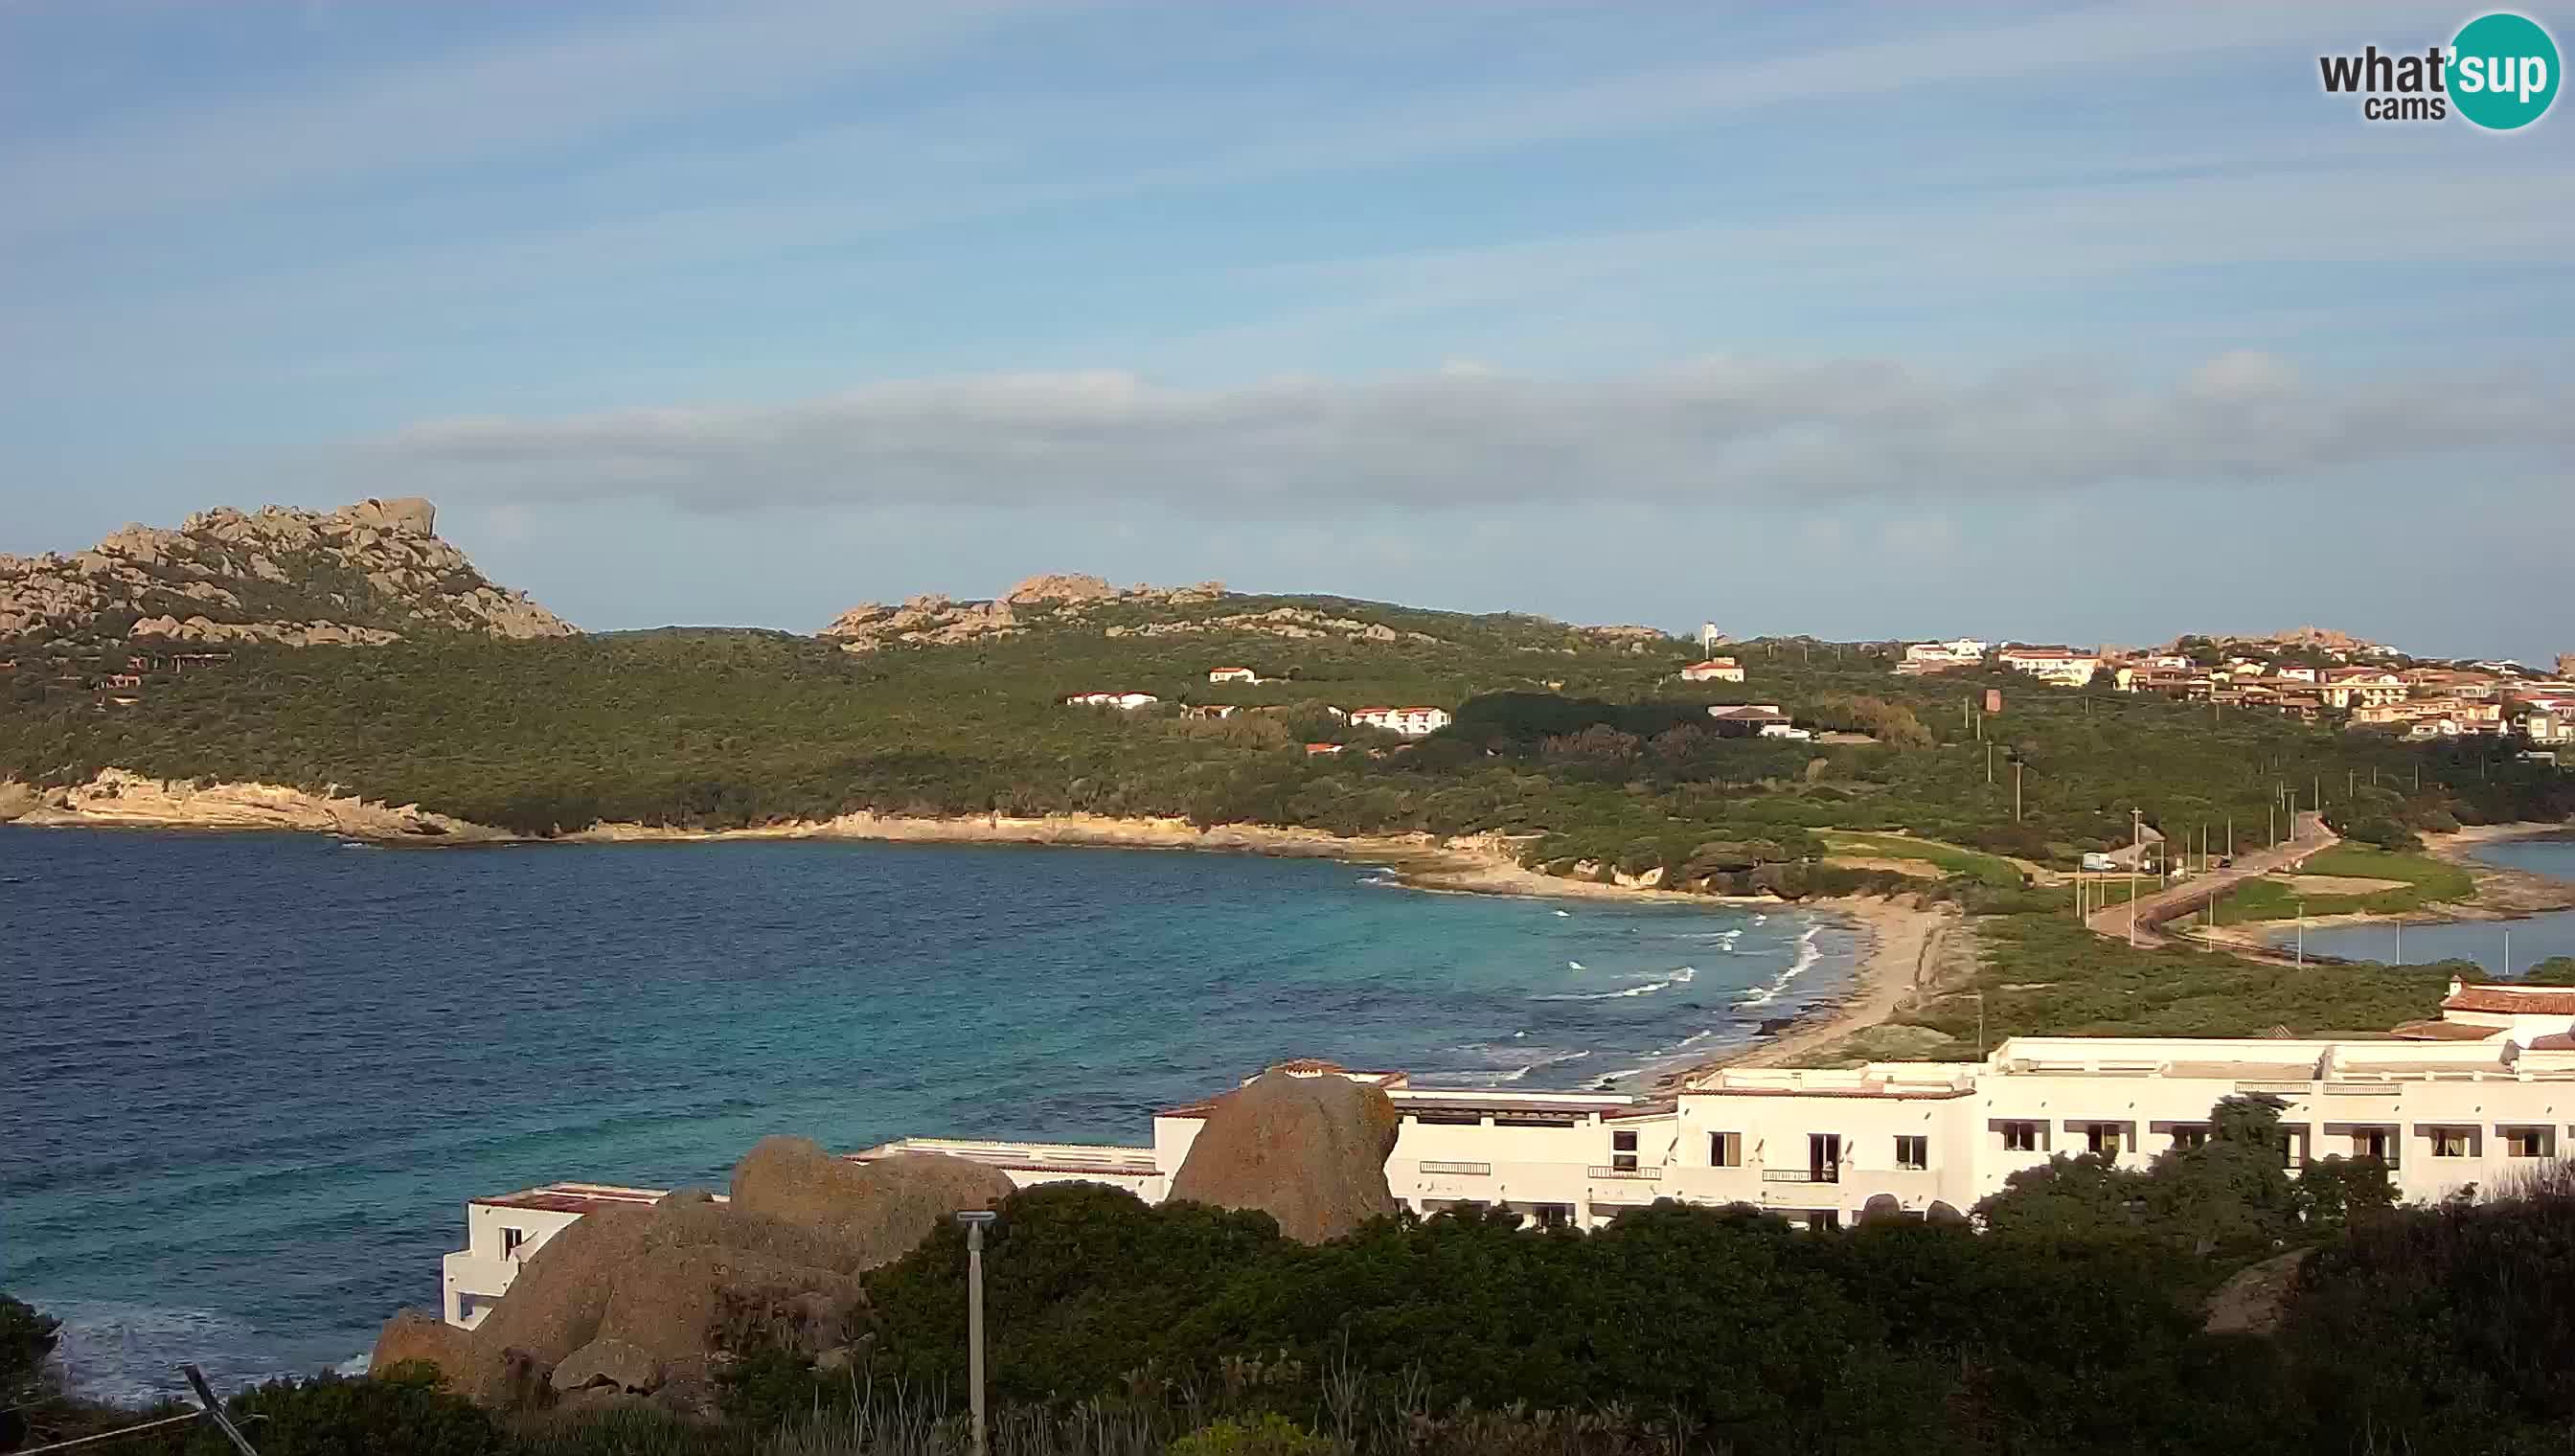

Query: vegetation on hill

[16,1115,2573,1454]
[5,594,2565,890]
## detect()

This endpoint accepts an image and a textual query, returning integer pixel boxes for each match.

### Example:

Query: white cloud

[364,352,2571,519]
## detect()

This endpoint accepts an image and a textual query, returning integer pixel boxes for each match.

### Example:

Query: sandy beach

[1653,894,1964,1088]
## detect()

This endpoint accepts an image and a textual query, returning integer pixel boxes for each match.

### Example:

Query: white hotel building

[440,982,2575,1329]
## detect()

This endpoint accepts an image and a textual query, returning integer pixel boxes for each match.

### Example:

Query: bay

[2289,834,2575,973]
[0,826,1854,1401]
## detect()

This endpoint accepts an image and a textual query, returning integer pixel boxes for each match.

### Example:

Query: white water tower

[1698,622,1721,653]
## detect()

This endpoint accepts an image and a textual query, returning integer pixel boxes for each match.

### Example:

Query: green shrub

[185,1367,501,1456]
[1168,1414,1338,1456]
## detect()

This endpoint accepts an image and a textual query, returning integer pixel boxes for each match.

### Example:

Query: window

[1611,1127,1638,1172]
[2085,1124,2121,1156]
[1709,1131,1742,1168]
[1809,1133,1842,1183]
[1809,1210,1841,1232]
[2505,1128,2552,1159]
[2352,1129,2391,1161]
[500,1226,528,1259]
[2430,1128,2472,1158]
[1895,1135,1927,1170]
[2000,1122,2039,1153]
[2170,1126,2210,1151]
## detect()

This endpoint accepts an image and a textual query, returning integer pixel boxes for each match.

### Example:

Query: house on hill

[1063,691,1160,711]
[1707,704,1811,739]
[1349,706,1451,737]
[1997,646,2100,686]
[1678,657,1744,683]
[1207,666,1264,684]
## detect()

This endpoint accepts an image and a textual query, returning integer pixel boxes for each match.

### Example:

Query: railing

[1761,1169,1840,1184]
[1417,1160,1492,1176]
[1584,1165,1658,1180]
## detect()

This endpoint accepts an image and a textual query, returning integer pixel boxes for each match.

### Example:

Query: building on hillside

[1349,706,1452,737]
[2559,652,2575,679]
[1063,692,1160,710]
[1207,667,1263,684]
[437,987,2575,1321]
[1996,647,2100,687]
[1706,704,1810,739]
[1182,704,1241,719]
[1897,640,1986,675]
[1304,742,1345,756]
[2316,668,2406,710]
[1678,657,1745,683]
[2269,665,2318,684]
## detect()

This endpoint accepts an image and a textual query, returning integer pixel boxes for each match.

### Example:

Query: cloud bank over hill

[374,352,2570,519]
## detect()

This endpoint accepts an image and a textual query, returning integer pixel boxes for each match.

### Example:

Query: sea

[2290,833,2575,973]
[0,827,1857,1404]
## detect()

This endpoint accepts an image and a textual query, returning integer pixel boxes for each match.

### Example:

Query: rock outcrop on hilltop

[1166,1064,1401,1243]
[820,574,1224,650]
[369,1147,1012,1415]
[0,496,574,648]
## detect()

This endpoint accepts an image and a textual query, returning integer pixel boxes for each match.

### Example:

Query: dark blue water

[2291,835,2575,973]
[0,827,1854,1402]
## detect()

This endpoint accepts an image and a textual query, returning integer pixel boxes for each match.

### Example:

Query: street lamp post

[2295,899,2305,968]
[955,1210,998,1456]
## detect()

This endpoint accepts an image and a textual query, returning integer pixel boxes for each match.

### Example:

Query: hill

[0,496,573,650]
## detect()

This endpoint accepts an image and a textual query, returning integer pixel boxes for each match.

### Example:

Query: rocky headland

[0,496,574,648]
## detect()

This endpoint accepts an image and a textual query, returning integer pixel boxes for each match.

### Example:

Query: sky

[3,1,2570,661]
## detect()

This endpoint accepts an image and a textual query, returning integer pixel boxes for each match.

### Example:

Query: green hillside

[4,589,2564,883]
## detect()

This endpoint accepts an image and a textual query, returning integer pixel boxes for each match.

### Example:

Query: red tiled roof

[473,1186,667,1216]
[2443,986,2575,1014]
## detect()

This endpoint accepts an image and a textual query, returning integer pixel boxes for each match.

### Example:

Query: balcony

[1761,1169,1841,1185]
[1585,1165,1660,1180]
[1417,1160,1493,1176]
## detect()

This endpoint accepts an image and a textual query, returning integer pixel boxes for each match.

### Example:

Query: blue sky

[4,1,2570,659]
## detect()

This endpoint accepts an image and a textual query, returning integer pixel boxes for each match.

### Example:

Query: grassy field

[2212,846,2478,922]
[1816,830,2024,888]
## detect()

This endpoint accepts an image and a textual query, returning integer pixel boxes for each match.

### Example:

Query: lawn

[1817,831,2024,888]
[2211,847,2477,922]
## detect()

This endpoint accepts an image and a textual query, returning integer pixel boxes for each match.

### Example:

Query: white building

[443,1183,676,1329]
[1997,647,2101,687]
[2317,669,2406,710]
[437,989,2575,1327]
[1904,640,1988,666]
[1207,667,1263,684]
[1349,706,1452,737]
[1678,658,1745,683]
[1063,692,1161,710]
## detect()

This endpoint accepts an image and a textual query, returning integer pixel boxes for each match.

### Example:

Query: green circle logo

[2451,11,2560,129]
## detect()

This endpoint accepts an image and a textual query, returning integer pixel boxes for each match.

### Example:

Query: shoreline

[1652,893,1960,1091]
[0,769,1756,907]
[2180,820,2575,961]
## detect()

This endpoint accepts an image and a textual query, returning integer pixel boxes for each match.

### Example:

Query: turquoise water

[2288,834,2575,973]
[0,827,1856,1402]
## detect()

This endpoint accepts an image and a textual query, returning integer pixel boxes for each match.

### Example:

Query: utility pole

[2296,899,2305,967]
[2013,758,2023,822]
[956,1210,998,1456]
[2129,808,2141,947]
[1986,742,1994,785]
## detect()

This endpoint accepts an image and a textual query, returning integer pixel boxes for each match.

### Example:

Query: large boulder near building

[730,1137,1016,1272]
[368,1149,1011,1412]
[1166,1065,1401,1242]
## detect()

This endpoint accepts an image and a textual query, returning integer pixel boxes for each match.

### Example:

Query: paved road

[2084,811,2335,947]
